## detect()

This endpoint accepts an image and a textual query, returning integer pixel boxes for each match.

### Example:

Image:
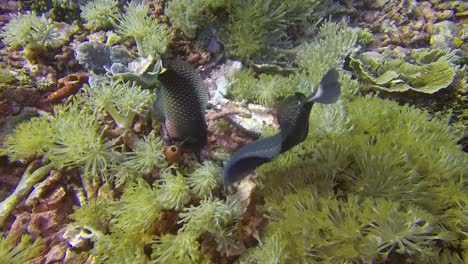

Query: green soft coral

[252,95,467,262]
[227,21,358,105]
[113,133,167,186]
[243,191,447,263]
[228,69,295,106]
[157,168,191,210]
[84,76,156,128]
[151,232,205,264]
[69,198,114,232]
[166,0,227,38]
[297,20,359,93]
[1,11,69,49]
[186,161,221,198]
[1,116,54,161]
[152,198,240,263]
[115,2,171,58]
[47,101,121,182]
[80,0,120,31]
[0,234,45,264]
[227,0,336,60]
[111,179,163,240]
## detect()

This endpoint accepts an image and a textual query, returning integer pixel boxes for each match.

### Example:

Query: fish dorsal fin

[307,69,341,104]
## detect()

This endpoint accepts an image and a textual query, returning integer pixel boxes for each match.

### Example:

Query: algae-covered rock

[350,47,460,93]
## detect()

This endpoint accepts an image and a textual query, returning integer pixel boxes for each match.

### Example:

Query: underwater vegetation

[0,0,466,263]
[227,20,359,106]
[246,94,468,263]
[166,0,337,61]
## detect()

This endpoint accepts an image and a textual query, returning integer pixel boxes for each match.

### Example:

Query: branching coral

[0,163,54,227]
[84,75,155,128]
[80,0,120,31]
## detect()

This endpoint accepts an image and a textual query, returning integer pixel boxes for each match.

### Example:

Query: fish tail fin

[307,69,341,104]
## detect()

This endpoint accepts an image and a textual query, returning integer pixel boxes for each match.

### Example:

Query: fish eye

[170,146,178,153]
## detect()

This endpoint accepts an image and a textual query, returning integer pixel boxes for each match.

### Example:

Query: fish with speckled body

[154,59,209,157]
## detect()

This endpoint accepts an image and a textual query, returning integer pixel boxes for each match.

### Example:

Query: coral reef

[0,0,466,263]
[250,95,467,263]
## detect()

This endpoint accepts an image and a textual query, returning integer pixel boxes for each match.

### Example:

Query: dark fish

[154,59,209,154]
[223,69,341,184]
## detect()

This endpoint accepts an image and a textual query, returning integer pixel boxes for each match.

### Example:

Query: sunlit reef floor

[0,0,467,263]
